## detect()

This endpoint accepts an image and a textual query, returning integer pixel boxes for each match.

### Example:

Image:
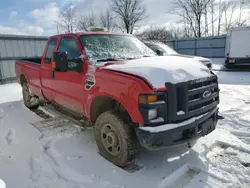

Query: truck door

[53,36,85,115]
[40,38,57,101]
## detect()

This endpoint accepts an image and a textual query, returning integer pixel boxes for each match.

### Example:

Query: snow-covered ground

[1,70,250,188]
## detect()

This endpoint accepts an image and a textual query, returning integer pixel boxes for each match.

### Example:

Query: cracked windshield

[80,34,156,63]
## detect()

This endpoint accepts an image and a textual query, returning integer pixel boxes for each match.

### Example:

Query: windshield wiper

[96,58,121,62]
[142,55,153,58]
[96,56,150,62]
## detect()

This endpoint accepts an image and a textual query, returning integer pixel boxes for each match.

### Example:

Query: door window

[45,38,57,63]
[58,37,81,71]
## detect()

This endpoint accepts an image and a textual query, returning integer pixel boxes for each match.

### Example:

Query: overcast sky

[0,0,177,36]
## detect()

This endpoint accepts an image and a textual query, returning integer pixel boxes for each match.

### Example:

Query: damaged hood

[169,54,212,66]
[102,56,213,89]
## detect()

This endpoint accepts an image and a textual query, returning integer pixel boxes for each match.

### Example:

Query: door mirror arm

[156,49,164,56]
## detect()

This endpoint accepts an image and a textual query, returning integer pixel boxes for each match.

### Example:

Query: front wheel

[22,83,39,109]
[93,111,138,167]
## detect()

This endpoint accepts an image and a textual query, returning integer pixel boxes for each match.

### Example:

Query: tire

[93,111,139,167]
[22,83,39,109]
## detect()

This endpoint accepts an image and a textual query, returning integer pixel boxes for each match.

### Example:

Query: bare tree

[219,0,248,33]
[174,0,213,38]
[222,1,237,33]
[235,0,248,27]
[110,0,147,34]
[168,25,183,39]
[99,10,115,31]
[172,0,250,37]
[216,0,223,35]
[204,4,209,36]
[78,11,97,31]
[137,26,174,41]
[56,4,77,33]
[210,1,215,36]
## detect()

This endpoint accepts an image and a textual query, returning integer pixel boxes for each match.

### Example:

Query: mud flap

[217,114,224,120]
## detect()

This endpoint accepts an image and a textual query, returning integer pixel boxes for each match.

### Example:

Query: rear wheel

[22,83,39,109]
[93,111,138,167]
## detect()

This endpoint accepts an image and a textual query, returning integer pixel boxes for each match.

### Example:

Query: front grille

[187,76,219,113]
[188,77,216,90]
[166,75,219,122]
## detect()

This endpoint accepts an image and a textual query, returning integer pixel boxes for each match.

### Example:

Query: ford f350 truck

[15,30,220,167]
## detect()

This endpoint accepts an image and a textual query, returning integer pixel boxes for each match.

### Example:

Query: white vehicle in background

[0,178,6,188]
[225,27,250,68]
[144,41,213,70]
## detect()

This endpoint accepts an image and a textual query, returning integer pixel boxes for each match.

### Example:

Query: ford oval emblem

[203,90,211,98]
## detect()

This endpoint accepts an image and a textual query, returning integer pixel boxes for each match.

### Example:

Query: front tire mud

[93,111,139,167]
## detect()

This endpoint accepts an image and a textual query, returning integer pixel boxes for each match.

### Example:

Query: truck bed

[15,58,42,97]
[18,57,42,65]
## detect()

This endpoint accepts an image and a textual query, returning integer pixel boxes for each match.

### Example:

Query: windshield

[145,43,178,55]
[80,34,156,63]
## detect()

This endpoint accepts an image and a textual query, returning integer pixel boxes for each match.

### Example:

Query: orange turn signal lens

[148,95,157,103]
[139,95,157,104]
[52,61,56,69]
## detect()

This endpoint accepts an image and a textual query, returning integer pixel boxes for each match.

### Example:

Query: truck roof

[49,32,132,39]
[229,26,250,32]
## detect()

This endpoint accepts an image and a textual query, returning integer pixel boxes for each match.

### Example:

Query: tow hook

[217,114,224,120]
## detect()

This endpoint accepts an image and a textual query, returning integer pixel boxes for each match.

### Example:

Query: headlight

[229,58,235,63]
[148,109,157,120]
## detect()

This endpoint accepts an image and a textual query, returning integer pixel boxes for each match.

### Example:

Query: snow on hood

[170,54,212,65]
[102,56,212,89]
[193,56,211,63]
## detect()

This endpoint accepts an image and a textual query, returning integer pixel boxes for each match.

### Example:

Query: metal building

[165,35,226,58]
[0,34,48,84]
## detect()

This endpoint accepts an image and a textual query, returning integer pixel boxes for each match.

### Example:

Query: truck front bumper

[136,108,218,150]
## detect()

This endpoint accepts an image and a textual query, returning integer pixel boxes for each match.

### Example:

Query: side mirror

[156,49,164,56]
[53,51,68,72]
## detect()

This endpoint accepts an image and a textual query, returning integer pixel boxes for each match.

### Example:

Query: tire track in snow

[204,142,250,188]
[0,108,15,162]
[229,131,250,145]
[29,138,121,188]
[4,128,16,145]
[218,85,250,145]
[28,106,107,187]
[29,139,96,188]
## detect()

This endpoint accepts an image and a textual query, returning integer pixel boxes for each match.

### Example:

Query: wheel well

[20,74,27,86]
[90,96,132,124]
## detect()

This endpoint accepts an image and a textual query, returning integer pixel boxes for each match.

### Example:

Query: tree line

[174,0,250,38]
[56,0,250,41]
[56,0,147,34]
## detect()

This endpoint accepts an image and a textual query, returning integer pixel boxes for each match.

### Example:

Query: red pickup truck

[15,30,220,167]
